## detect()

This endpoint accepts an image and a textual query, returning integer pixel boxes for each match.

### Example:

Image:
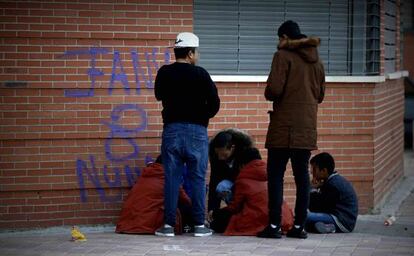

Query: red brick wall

[0,0,191,229]
[373,79,405,207]
[0,0,405,229]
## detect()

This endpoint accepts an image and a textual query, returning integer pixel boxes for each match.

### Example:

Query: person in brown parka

[210,148,294,236]
[258,20,325,239]
[115,156,191,234]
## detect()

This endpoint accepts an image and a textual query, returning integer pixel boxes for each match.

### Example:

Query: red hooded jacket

[223,159,294,236]
[115,163,191,234]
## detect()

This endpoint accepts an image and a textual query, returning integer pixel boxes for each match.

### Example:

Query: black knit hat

[278,20,306,39]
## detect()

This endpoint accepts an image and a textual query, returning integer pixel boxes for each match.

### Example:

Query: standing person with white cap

[154,32,220,237]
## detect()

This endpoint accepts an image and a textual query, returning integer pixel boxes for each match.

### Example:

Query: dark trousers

[267,148,311,227]
[210,209,232,233]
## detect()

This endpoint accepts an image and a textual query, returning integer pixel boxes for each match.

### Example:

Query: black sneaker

[194,225,213,237]
[257,225,282,239]
[155,225,174,237]
[286,226,308,239]
[314,222,336,234]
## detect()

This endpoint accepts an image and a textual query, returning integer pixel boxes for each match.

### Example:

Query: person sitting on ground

[306,152,358,234]
[208,128,253,219]
[209,148,294,236]
[115,155,192,235]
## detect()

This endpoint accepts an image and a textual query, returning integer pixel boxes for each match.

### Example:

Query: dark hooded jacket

[208,128,253,212]
[265,37,325,150]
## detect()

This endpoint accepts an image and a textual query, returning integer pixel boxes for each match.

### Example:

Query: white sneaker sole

[155,232,175,237]
[194,232,212,237]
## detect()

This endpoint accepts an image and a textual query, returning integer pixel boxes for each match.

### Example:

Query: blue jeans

[162,123,209,226]
[305,211,338,232]
[215,180,234,204]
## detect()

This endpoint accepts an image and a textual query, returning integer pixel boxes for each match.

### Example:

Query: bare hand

[311,178,324,188]
[207,210,214,222]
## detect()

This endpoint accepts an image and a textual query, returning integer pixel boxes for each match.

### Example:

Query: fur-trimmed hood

[278,37,321,63]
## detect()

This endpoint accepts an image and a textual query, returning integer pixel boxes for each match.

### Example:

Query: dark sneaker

[194,225,213,237]
[257,225,282,239]
[286,226,308,239]
[155,225,174,237]
[314,222,336,234]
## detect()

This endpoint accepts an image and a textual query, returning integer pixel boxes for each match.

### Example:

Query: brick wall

[0,0,191,229]
[373,79,405,207]
[0,0,405,229]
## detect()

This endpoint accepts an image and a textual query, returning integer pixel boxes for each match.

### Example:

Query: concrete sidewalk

[1,151,413,256]
[0,228,413,256]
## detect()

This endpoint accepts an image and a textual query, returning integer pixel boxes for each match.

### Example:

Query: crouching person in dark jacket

[306,152,358,234]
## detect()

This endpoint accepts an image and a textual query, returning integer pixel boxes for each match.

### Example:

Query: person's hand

[207,210,214,222]
[311,177,324,188]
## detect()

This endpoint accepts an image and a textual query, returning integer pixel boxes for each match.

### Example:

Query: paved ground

[1,151,413,256]
[1,231,414,256]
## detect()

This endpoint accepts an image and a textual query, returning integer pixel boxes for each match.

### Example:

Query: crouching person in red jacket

[209,148,293,236]
[115,156,192,235]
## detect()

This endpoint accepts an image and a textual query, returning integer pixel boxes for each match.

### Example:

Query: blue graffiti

[104,138,140,163]
[143,48,159,89]
[109,50,130,95]
[102,104,147,162]
[131,50,145,95]
[62,47,108,97]
[103,165,121,188]
[102,104,147,138]
[76,103,148,201]
[76,155,141,202]
[66,47,171,202]
[62,47,171,97]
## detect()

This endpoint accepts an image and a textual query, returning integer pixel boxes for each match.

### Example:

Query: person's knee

[216,180,234,204]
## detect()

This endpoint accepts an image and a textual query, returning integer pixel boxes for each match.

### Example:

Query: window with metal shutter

[384,0,397,74]
[194,0,380,76]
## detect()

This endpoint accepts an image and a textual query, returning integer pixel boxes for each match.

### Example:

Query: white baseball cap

[174,32,199,48]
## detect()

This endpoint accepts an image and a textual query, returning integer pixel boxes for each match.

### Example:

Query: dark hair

[310,152,335,175]
[155,155,162,164]
[174,47,196,59]
[278,20,306,39]
[212,131,233,149]
[239,147,262,166]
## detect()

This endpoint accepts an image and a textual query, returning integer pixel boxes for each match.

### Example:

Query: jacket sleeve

[318,64,326,104]
[265,51,289,102]
[309,184,339,213]
[222,181,245,214]
[204,70,220,118]
[154,66,164,101]
[208,159,221,212]
[309,190,324,212]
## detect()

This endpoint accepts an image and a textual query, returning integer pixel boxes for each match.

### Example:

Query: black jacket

[155,62,220,127]
[309,172,358,232]
[208,128,253,211]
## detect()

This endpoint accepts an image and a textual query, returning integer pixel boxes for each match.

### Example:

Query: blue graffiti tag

[109,50,130,95]
[102,104,147,162]
[66,47,171,202]
[62,47,108,97]
[77,155,140,202]
[62,47,171,98]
